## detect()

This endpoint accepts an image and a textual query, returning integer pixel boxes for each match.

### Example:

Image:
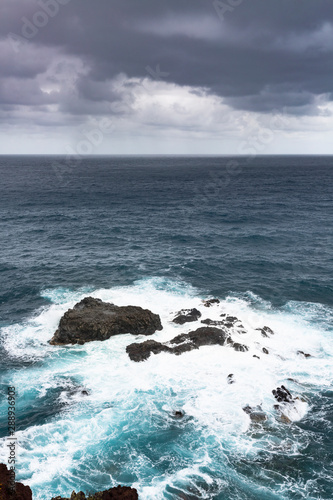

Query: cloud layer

[1,0,333,154]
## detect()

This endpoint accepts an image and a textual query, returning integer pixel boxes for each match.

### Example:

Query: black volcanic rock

[126,340,171,362]
[172,308,201,325]
[0,463,32,500]
[170,327,229,348]
[49,297,162,345]
[203,298,220,307]
[256,326,274,337]
[231,342,249,352]
[127,327,230,362]
[51,485,139,499]
[201,319,224,326]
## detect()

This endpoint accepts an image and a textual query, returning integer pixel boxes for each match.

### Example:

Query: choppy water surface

[0,156,332,499]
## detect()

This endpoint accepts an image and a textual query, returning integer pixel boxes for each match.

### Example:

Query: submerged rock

[49,297,162,345]
[51,485,139,499]
[0,463,32,500]
[243,405,267,423]
[172,308,201,325]
[173,410,185,419]
[297,350,311,358]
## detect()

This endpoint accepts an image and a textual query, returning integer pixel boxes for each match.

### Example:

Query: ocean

[0,155,332,499]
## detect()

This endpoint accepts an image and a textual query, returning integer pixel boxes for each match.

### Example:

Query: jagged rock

[127,327,230,362]
[51,485,139,499]
[227,374,235,384]
[126,340,171,362]
[0,463,32,500]
[231,342,249,352]
[297,350,311,358]
[170,327,229,348]
[256,326,274,337]
[243,405,267,423]
[173,410,185,418]
[172,308,201,325]
[272,385,294,403]
[49,297,162,345]
[201,318,224,326]
[203,298,220,307]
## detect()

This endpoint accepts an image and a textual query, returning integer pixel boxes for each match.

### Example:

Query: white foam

[1,278,332,499]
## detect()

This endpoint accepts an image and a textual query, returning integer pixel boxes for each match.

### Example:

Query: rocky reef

[126,326,248,362]
[49,297,162,345]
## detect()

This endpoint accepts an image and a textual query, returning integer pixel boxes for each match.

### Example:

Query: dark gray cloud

[1,0,333,143]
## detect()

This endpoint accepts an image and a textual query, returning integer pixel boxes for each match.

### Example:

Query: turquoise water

[0,156,332,499]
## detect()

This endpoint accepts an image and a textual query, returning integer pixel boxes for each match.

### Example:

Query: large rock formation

[126,326,247,362]
[49,297,162,345]
[0,464,32,500]
[51,485,138,499]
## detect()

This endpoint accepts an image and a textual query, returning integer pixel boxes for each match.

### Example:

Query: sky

[1,0,333,155]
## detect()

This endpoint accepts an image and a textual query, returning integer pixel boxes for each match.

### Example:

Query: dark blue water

[1,155,332,324]
[0,156,332,499]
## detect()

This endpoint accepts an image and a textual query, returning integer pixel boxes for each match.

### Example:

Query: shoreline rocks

[49,297,162,345]
[0,464,32,500]
[51,485,138,500]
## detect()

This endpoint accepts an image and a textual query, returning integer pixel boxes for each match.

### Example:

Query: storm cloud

[1,0,333,153]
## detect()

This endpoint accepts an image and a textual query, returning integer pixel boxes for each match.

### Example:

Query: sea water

[0,156,332,499]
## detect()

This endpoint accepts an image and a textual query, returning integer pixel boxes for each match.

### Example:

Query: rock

[297,350,311,358]
[262,348,269,354]
[253,355,260,359]
[127,327,230,362]
[243,405,267,423]
[81,390,89,396]
[49,297,162,345]
[272,385,294,403]
[170,327,229,349]
[201,319,224,326]
[173,410,185,418]
[256,326,274,337]
[126,340,171,362]
[51,485,139,499]
[227,374,235,384]
[172,308,201,325]
[203,298,220,307]
[231,342,249,352]
[0,463,32,500]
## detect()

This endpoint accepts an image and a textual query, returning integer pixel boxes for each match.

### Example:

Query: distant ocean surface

[0,155,332,499]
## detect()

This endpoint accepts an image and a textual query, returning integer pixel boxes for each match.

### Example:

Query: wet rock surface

[51,485,139,499]
[256,326,274,337]
[203,298,220,307]
[127,327,231,362]
[243,405,267,423]
[172,308,201,324]
[49,297,162,345]
[0,464,32,500]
